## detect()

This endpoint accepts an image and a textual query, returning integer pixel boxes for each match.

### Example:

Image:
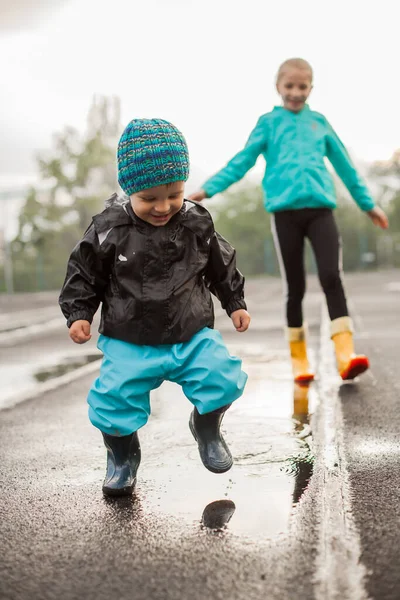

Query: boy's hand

[69,320,92,344]
[188,189,207,203]
[231,309,251,332]
[367,207,389,229]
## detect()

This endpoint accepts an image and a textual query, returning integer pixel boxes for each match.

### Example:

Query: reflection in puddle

[284,382,315,505]
[201,499,236,531]
[34,353,100,382]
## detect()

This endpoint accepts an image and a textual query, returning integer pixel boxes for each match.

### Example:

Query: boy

[59,118,251,497]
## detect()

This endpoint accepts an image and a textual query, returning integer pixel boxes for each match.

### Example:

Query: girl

[189,58,388,382]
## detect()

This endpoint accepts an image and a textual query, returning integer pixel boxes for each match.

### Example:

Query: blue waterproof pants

[87,327,247,436]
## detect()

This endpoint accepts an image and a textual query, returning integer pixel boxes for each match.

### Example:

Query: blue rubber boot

[189,405,233,474]
[102,432,141,497]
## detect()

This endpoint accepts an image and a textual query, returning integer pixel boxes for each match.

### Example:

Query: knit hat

[117,118,190,196]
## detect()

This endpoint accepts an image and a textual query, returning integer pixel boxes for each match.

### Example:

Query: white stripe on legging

[270,213,289,320]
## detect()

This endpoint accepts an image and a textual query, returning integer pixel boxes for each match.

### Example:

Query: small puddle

[129,352,317,542]
[34,354,100,382]
[0,352,101,409]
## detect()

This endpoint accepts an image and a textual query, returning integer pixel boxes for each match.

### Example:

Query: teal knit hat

[117,118,190,196]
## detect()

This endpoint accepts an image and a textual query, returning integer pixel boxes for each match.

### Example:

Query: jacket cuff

[202,183,215,199]
[225,298,247,317]
[359,198,375,211]
[66,311,94,328]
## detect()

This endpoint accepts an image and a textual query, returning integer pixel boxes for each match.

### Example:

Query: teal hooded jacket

[202,106,375,213]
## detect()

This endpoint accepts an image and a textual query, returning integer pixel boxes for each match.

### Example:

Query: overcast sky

[0,0,399,189]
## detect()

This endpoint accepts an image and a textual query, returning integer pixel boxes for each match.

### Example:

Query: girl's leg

[272,212,314,382]
[307,210,369,380]
[271,211,306,328]
[306,209,348,320]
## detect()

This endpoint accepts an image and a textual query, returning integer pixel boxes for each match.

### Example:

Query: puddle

[0,352,102,409]
[129,352,317,542]
[34,354,100,382]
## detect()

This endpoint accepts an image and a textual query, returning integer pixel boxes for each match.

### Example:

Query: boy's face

[130,181,185,226]
[276,67,313,113]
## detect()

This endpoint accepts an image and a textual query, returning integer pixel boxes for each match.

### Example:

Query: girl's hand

[367,207,389,229]
[69,320,92,344]
[188,189,207,203]
[231,309,251,332]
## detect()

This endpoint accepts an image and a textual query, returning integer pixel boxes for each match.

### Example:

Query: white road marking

[313,304,370,600]
[0,306,61,332]
[0,317,65,347]
[386,281,400,292]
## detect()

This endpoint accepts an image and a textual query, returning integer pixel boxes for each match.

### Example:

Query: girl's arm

[325,121,375,211]
[199,116,268,199]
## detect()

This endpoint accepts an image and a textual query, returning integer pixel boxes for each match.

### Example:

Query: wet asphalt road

[0,271,399,599]
[338,273,400,600]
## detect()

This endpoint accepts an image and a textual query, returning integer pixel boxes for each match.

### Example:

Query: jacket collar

[273,104,310,115]
[93,194,190,234]
[106,196,189,233]
[92,194,132,233]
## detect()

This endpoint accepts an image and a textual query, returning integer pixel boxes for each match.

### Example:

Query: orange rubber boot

[288,326,315,384]
[331,317,369,380]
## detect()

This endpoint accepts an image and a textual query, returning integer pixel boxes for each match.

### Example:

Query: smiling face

[130,181,185,226]
[276,66,313,113]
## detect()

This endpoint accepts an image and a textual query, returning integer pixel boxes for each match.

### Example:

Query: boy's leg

[307,210,369,379]
[87,335,164,495]
[169,328,247,473]
[271,211,314,381]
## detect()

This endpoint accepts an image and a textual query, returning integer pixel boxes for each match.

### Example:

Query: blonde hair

[276,58,313,83]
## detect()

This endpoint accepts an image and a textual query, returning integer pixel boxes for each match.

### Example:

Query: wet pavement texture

[1,272,399,599]
[0,334,320,600]
[0,276,322,600]
[337,271,400,600]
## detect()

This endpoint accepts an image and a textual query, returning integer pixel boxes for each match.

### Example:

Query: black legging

[271,208,349,328]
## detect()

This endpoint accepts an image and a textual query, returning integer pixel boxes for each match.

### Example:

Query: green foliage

[9,96,121,292]
[209,185,278,276]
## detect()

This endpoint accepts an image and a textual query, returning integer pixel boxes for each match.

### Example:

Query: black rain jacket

[59,195,246,345]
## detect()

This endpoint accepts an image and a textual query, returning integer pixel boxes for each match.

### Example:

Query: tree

[11,95,122,291]
[209,184,277,276]
[369,150,400,266]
